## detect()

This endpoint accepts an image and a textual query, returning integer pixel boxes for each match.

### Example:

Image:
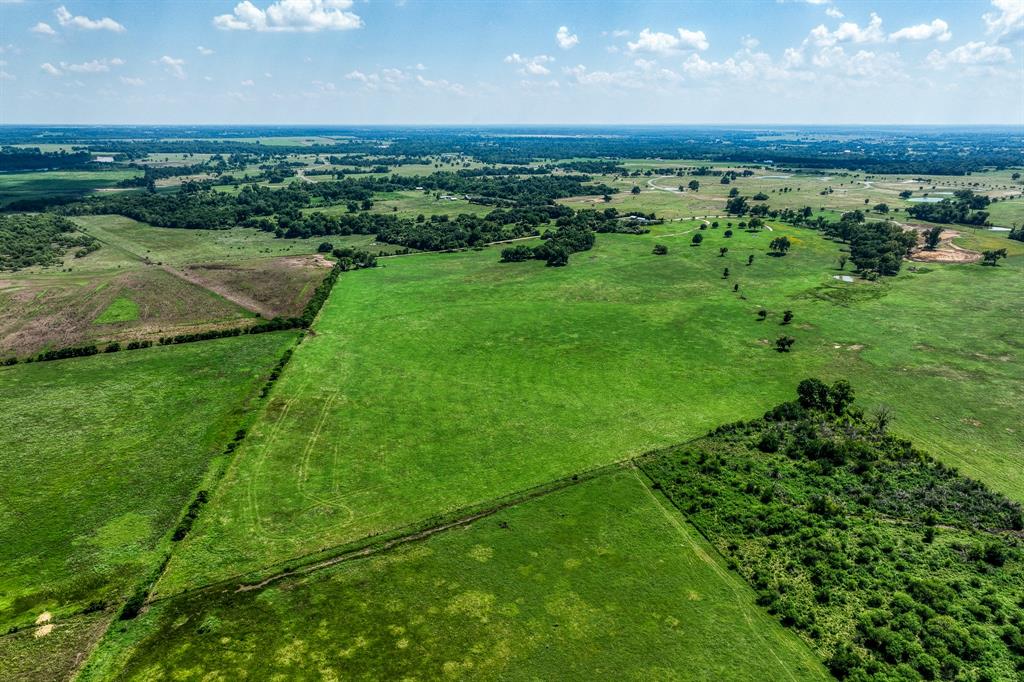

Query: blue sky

[1,0,1022,124]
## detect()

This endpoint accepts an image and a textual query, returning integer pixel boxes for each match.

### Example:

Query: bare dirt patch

[183,256,331,319]
[33,624,53,638]
[904,225,983,264]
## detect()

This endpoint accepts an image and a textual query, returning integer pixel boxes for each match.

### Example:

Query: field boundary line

[146,457,640,605]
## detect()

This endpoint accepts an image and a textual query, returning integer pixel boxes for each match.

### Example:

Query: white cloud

[213,0,362,32]
[30,22,56,36]
[825,6,844,19]
[927,40,1013,68]
[984,0,1024,41]
[889,19,951,42]
[157,55,185,79]
[241,79,255,86]
[0,70,13,81]
[741,35,760,49]
[311,79,335,91]
[416,74,465,95]
[563,64,637,87]
[54,5,126,32]
[504,52,553,76]
[345,67,407,91]
[555,25,578,49]
[58,58,124,73]
[808,12,884,46]
[40,62,62,76]
[197,46,214,56]
[120,76,144,86]
[627,27,709,55]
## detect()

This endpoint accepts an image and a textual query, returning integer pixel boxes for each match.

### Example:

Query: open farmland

[155,218,1022,597]
[79,470,827,681]
[1,118,1021,681]
[0,331,298,637]
[0,170,143,208]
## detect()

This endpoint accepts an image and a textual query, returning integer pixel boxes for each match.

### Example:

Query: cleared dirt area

[906,226,983,264]
[182,255,330,319]
[0,268,250,357]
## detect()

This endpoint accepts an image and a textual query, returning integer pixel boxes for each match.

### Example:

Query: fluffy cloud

[889,19,951,42]
[214,0,362,32]
[555,25,578,49]
[627,27,709,55]
[241,79,255,86]
[808,12,883,46]
[345,67,407,91]
[197,46,214,56]
[37,58,125,77]
[983,0,1024,41]
[54,5,126,32]
[416,74,465,95]
[30,22,56,36]
[825,7,844,19]
[157,55,186,79]
[927,41,1013,68]
[504,53,553,76]
[64,57,124,73]
[120,76,144,86]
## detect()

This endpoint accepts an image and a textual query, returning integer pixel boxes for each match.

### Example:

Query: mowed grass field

[81,470,827,681]
[0,170,142,207]
[0,331,298,632]
[156,219,1023,595]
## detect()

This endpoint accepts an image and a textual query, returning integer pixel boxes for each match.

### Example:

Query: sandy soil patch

[35,611,52,625]
[904,225,983,264]
[34,623,54,638]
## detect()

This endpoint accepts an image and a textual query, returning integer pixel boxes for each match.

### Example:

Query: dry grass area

[182,254,332,319]
[0,268,251,357]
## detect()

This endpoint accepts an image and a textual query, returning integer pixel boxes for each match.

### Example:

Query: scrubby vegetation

[643,380,1024,682]
[906,190,991,226]
[0,213,98,270]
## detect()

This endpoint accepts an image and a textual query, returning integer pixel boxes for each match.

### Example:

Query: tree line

[643,379,1024,682]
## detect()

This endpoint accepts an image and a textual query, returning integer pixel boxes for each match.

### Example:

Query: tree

[899,190,913,199]
[720,175,731,184]
[653,243,668,255]
[923,226,943,250]
[691,233,703,245]
[769,235,791,255]
[747,254,754,265]
[723,267,730,278]
[631,185,641,195]
[838,255,848,270]
[782,310,794,325]
[733,283,739,292]
[775,336,795,353]
[602,194,612,203]
[545,243,569,267]
[724,229,733,238]
[981,248,1007,266]
[719,247,729,256]
[317,242,333,253]
[688,180,700,191]
[500,244,533,262]
[758,309,768,320]
[873,203,889,213]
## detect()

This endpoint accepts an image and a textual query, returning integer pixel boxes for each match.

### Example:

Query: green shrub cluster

[643,380,1024,681]
[0,213,98,270]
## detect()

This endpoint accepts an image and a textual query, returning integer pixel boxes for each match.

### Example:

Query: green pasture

[157,219,1022,595]
[0,170,142,207]
[81,470,826,681]
[0,331,298,631]
[92,296,140,324]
